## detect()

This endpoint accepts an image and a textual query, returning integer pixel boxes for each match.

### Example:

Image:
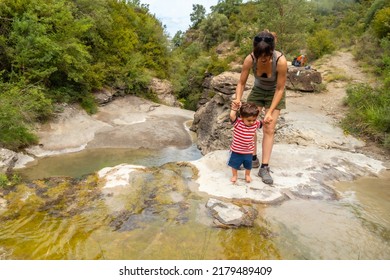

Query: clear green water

[264,171,390,259]
[17,145,202,180]
[2,158,280,260]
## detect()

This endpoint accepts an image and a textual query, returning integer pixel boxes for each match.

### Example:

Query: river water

[1,147,389,260]
[264,172,390,259]
[17,145,203,180]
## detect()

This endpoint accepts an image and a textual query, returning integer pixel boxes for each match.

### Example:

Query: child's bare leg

[245,169,251,183]
[231,168,238,183]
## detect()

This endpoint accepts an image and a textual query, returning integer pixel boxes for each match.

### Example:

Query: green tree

[172,31,184,47]
[0,0,173,149]
[190,4,206,28]
[255,0,313,55]
[364,0,388,27]
[372,7,390,38]
[0,81,52,149]
[10,1,90,82]
[211,0,243,18]
[199,13,229,49]
[307,29,336,58]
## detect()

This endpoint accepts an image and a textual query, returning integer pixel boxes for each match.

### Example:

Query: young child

[228,102,262,183]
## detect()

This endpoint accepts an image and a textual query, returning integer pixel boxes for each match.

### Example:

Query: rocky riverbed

[1,51,389,228]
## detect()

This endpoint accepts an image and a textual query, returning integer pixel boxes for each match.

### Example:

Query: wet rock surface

[206,198,258,228]
[98,162,202,231]
[21,95,194,158]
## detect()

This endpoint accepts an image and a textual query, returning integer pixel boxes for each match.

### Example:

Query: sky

[140,0,220,37]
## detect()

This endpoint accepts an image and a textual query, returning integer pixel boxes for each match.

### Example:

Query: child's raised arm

[230,101,240,122]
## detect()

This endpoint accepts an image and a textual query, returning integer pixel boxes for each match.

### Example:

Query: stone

[191,146,384,203]
[148,78,182,107]
[286,66,322,92]
[190,72,254,154]
[93,87,114,105]
[206,198,258,228]
[0,148,18,174]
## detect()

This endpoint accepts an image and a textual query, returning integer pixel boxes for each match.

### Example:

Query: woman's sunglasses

[254,35,274,43]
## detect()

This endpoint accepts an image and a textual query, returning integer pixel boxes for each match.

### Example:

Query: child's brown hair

[240,102,260,118]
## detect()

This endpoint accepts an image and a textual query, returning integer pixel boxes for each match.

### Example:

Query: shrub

[307,29,336,59]
[342,84,390,149]
[372,7,390,39]
[0,82,52,149]
[0,173,21,189]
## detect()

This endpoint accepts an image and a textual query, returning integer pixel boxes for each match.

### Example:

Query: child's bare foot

[245,175,251,183]
[231,176,237,183]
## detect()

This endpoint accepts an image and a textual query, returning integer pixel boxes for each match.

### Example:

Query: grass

[324,68,352,83]
[341,83,390,150]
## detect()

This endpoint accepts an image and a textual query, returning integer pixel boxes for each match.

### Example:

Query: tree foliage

[364,0,388,27]
[255,0,313,56]
[372,7,390,38]
[0,0,170,149]
[211,0,242,18]
[0,81,52,149]
[307,29,336,59]
[199,13,229,49]
[190,4,206,28]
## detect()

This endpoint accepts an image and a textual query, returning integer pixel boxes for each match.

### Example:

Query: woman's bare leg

[252,106,264,160]
[261,109,280,165]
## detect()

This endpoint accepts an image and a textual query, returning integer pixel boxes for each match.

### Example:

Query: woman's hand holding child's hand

[263,112,274,124]
[231,101,240,111]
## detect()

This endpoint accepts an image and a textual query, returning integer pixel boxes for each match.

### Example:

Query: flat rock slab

[191,146,385,204]
[206,198,258,228]
[24,96,195,158]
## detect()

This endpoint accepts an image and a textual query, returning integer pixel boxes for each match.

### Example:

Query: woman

[233,29,287,185]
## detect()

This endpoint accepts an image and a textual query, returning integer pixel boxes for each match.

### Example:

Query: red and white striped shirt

[230,118,261,154]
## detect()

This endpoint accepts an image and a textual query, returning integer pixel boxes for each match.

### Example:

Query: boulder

[191,68,324,154]
[148,78,182,107]
[190,72,254,154]
[206,198,258,228]
[286,66,322,92]
[190,91,232,154]
[93,87,114,105]
[0,148,18,174]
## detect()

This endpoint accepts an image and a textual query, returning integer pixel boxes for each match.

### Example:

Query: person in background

[232,29,287,185]
[228,102,262,184]
[293,54,307,67]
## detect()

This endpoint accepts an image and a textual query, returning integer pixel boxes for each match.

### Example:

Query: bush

[0,110,38,150]
[0,82,53,149]
[342,84,390,149]
[80,93,98,115]
[379,37,390,88]
[207,54,230,76]
[372,7,390,39]
[307,29,336,59]
[0,173,21,189]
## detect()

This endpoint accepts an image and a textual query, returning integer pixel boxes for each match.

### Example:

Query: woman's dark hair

[253,30,275,59]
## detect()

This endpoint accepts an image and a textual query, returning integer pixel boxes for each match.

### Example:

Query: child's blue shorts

[227,151,252,170]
